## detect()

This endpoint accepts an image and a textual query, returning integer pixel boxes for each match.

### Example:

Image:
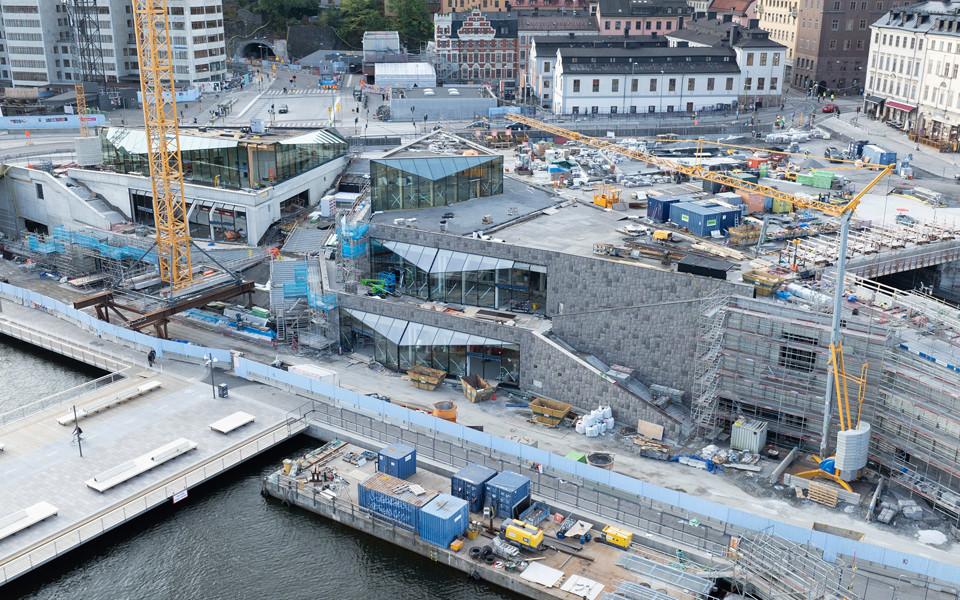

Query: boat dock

[262,441,717,600]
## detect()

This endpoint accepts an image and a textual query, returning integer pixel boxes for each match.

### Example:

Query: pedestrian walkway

[262,88,340,96]
[818,114,960,179]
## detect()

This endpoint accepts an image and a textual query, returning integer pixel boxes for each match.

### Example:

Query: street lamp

[204,354,218,399]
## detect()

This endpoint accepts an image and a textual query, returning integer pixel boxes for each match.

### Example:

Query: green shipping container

[796,174,815,186]
[730,173,759,184]
[565,451,588,463]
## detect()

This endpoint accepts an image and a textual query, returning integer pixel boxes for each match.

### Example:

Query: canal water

[1,339,523,600]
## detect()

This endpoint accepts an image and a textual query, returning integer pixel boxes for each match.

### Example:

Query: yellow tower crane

[505,114,890,461]
[131,0,193,291]
[74,84,90,138]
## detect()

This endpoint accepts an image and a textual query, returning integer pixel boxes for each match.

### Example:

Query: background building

[754,0,800,86]
[552,45,741,115]
[793,0,894,95]
[528,35,671,108]
[433,10,519,84]
[667,14,786,107]
[589,0,692,36]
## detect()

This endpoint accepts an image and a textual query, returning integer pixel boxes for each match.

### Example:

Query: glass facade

[339,308,519,383]
[370,155,503,211]
[100,128,348,190]
[370,239,547,312]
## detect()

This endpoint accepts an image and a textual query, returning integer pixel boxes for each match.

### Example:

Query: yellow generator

[653,230,673,242]
[600,525,633,549]
[499,519,545,552]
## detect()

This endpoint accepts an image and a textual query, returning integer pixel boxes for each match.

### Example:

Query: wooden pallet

[807,481,839,507]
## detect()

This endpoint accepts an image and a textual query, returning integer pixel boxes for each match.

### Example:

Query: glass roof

[343,308,507,348]
[373,156,498,181]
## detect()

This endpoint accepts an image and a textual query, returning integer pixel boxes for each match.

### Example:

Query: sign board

[172,489,189,504]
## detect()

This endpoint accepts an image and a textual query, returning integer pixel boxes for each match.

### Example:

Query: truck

[499,519,544,552]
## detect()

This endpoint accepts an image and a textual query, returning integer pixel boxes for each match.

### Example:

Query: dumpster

[460,375,496,403]
[218,383,229,398]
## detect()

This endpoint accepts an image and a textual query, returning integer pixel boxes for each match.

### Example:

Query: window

[857,40,865,51]
[859,19,867,29]
[650,79,657,92]
[744,77,752,90]
[760,53,767,66]
[615,20,621,29]
[773,53,780,66]
[543,80,549,88]
[770,77,778,90]
[707,77,715,91]
[746,53,754,66]
[726,77,734,90]
[668,78,676,91]
[843,40,851,51]
[829,40,837,50]
[631,78,638,92]
[604,21,610,30]
[543,63,549,73]
[35,183,43,199]
[573,79,580,92]
[611,78,619,92]
[592,79,599,92]
[687,78,695,91]
[779,333,818,372]
[831,19,839,30]
[757,77,765,90]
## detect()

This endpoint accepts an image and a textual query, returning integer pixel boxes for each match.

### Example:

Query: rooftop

[517,14,597,30]
[395,86,492,100]
[595,0,693,16]
[102,126,346,154]
[374,63,437,77]
[380,130,496,159]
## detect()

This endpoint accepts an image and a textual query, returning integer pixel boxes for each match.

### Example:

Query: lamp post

[204,354,218,399]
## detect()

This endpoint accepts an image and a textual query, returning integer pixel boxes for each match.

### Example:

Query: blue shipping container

[419,493,470,548]
[861,144,896,166]
[485,471,531,519]
[378,443,417,479]
[668,202,742,237]
[358,473,437,531]
[646,196,682,223]
[451,463,497,513]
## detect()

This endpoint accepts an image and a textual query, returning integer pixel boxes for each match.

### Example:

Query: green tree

[337,0,389,48]
[389,0,432,50]
[256,0,318,25]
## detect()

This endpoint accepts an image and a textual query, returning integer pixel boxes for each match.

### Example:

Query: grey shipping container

[419,493,470,548]
[451,463,497,513]
[378,443,417,479]
[485,471,531,519]
[358,473,437,531]
[646,196,682,223]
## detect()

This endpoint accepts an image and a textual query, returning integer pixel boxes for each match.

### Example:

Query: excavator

[505,114,891,468]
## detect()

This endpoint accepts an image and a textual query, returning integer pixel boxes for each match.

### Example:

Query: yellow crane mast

[505,114,890,459]
[131,0,193,291]
[74,84,90,138]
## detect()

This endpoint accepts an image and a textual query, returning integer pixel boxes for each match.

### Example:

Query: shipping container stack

[451,463,498,513]
[485,471,531,519]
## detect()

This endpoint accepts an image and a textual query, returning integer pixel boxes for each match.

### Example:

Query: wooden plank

[637,419,664,441]
[807,481,839,508]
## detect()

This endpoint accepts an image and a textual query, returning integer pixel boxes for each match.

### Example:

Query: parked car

[506,122,531,131]
[825,147,843,163]
[896,214,918,226]
[467,120,490,129]
[822,103,839,113]
[277,104,289,114]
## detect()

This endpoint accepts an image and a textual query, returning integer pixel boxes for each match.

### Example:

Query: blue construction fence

[52,226,159,264]
[0,281,958,586]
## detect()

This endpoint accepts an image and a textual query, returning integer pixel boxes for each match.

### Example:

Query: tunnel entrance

[242,42,276,60]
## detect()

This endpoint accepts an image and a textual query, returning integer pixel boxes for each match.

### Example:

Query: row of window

[568,76,753,94]
[875,32,923,51]
[870,76,915,99]
[602,19,674,32]
[744,52,782,67]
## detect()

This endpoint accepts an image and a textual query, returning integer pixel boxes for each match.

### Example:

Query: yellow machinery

[652,230,673,242]
[600,525,633,549]
[505,114,890,455]
[499,519,544,552]
[593,184,621,208]
[132,0,194,291]
[796,343,869,492]
[74,84,90,138]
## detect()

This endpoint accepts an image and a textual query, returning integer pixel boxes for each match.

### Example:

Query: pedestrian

[856,106,861,114]
[836,107,841,117]
[780,103,785,111]
[193,116,198,124]
[147,349,156,367]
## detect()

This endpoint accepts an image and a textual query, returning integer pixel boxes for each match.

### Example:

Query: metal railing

[0,368,128,427]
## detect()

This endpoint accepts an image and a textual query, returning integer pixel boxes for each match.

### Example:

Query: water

[1,344,523,600]
[0,336,105,414]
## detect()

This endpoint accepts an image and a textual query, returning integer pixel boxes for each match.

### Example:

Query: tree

[256,0,319,25]
[389,0,432,50]
[337,0,389,48]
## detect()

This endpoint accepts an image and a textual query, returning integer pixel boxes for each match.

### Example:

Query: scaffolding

[735,529,862,600]
[692,289,727,438]
[68,0,107,88]
[335,214,369,290]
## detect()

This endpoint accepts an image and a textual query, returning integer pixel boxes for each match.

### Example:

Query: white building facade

[0,0,225,88]
[552,46,742,115]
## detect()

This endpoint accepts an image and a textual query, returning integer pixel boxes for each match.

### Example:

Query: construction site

[3,23,960,593]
